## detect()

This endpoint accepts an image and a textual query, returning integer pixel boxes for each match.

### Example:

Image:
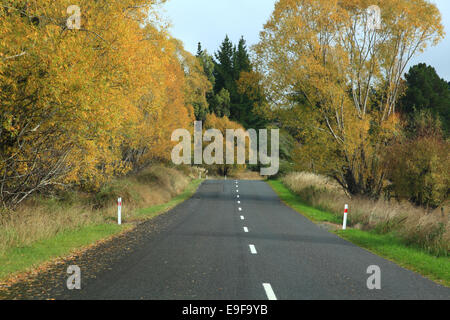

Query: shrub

[384,112,449,208]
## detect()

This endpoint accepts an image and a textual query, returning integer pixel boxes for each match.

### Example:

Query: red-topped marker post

[118,197,122,225]
[342,204,348,230]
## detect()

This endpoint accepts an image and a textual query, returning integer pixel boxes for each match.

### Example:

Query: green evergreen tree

[196,42,203,57]
[234,37,251,77]
[197,36,267,128]
[229,37,260,127]
[197,42,217,118]
[214,35,235,98]
[196,42,216,87]
[210,88,231,117]
[399,63,450,136]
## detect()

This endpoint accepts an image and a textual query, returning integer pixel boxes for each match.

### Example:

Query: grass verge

[0,179,202,282]
[133,179,203,220]
[268,180,341,224]
[267,179,450,287]
[0,224,124,281]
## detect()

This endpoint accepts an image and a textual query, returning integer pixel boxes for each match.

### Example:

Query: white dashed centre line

[263,283,277,300]
[240,216,245,220]
[237,195,240,198]
[238,207,242,211]
[249,244,257,254]
[237,201,241,204]
[243,227,249,232]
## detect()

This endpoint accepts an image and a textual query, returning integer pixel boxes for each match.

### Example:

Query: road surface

[3,180,449,300]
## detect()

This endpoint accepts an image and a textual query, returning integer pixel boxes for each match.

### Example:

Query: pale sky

[161,0,450,81]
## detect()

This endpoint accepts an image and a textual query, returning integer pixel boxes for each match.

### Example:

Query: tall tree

[0,0,196,207]
[196,42,203,57]
[399,63,450,136]
[211,35,266,128]
[254,0,444,197]
[214,35,235,96]
[230,37,252,125]
[233,37,251,78]
[174,40,212,121]
[196,42,216,116]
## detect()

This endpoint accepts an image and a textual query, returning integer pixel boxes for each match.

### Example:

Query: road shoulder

[267,179,450,287]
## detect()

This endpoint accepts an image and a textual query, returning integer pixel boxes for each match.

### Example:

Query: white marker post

[342,204,348,230]
[118,197,122,225]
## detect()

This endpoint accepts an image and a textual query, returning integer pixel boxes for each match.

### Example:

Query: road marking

[249,244,257,254]
[240,216,244,220]
[263,283,277,300]
[237,201,241,204]
[238,207,242,211]
[237,190,239,193]
[237,195,240,198]
[243,227,249,232]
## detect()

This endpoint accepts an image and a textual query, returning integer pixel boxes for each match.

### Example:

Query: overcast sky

[161,0,450,81]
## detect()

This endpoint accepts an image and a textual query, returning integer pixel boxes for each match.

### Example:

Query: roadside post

[342,204,348,230]
[118,197,122,225]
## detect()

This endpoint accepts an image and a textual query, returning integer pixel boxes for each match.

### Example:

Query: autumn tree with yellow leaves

[253,0,444,197]
[0,1,209,207]
[204,113,249,176]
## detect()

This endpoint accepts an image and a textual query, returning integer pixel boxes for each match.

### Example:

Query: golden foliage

[254,0,444,196]
[204,113,247,175]
[0,1,205,206]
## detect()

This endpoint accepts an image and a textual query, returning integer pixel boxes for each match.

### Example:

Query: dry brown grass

[282,172,449,256]
[0,164,193,256]
[0,204,103,255]
[232,170,266,180]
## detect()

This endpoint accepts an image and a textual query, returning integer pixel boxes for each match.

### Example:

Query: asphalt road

[5,180,449,300]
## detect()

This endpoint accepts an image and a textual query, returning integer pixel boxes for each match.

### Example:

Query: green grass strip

[0,224,123,281]
[267,179,450,287]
